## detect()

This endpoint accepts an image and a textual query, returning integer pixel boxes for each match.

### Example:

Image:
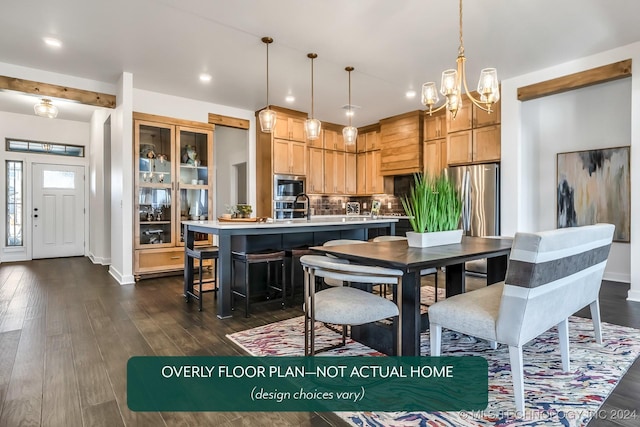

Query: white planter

[406,229,464,248]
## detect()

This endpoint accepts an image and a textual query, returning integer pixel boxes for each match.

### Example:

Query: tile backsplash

[309,195,404,216]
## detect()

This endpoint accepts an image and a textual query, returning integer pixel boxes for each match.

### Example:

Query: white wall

[0,111,90,261]
[108,72,134,284]
[215,126,249,217]
[132,89,257,213]
[521,79,631,282]
[502,41,640,300]
[88,109,112,264]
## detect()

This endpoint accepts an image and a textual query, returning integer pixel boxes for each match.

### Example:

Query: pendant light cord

[310,56,315,118]
[458,0,465,56]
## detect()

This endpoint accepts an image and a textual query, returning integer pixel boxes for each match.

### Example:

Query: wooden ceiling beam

[517,59,632,102]
[0,75,116,108]
[208,113,249,130]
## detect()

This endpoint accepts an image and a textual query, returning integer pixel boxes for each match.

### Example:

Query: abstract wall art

[557,146,630,242]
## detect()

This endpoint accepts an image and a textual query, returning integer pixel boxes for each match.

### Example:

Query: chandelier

[421,0,499,118]
[258,37,277,133]
[342,66,357,145]
[304,53,321,140]
[34,98,58,119]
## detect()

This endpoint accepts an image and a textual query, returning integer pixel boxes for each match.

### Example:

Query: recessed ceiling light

[43,37,62,48]
[199,73,212,82]
[405,90,417,99]
[285,95,295,103]
[345,110,355,117]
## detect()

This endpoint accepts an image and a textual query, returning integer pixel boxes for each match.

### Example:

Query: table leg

[401,270,420,356]
[445,263,465,297]
[487,254,508,284]
[216,233,233,319]
[183,224,194,299]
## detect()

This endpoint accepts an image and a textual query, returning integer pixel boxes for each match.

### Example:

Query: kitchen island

[183,216,398,318]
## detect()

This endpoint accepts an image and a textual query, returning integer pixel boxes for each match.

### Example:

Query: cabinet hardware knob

[170,256,180,260]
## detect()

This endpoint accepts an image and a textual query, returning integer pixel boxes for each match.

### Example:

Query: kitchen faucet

[294,193,311,221]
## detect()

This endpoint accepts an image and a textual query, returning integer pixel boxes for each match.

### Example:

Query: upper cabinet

[273,113,306,142]
[379,110,424,176]
[446,94,501,166]
[424,110,447,141]
[273,139,306,175]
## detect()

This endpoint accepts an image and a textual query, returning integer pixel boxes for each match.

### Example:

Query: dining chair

[300,254,404,356]
[372,235,440,302]
[321,239,367,287]
[428,223,615,412]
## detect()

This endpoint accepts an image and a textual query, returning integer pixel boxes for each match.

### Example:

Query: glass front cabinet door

[177,126,213,245]
[133,114,215,279]
[135,121,176,248]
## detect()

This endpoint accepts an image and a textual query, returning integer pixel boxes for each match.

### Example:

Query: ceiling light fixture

[199,73,212,82]
[304,53,321,140]
[258,37,277,133]
[34,98,58,118]
[421,0,499,118]
[342,66,357,145]
[405,90,417,99]
[43,37,62,48]
[285,95,295,103]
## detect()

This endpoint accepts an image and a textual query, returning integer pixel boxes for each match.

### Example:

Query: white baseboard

[603,272,630,283]
[109,265,135,285]
[627,289,640,303]
[88,252,111,265]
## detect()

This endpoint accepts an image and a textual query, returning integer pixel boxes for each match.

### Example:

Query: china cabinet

[133,112,214,279]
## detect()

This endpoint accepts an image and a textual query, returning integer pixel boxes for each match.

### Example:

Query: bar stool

[285,247,313,304]
[231,249,286,317]
[185,246,219,311]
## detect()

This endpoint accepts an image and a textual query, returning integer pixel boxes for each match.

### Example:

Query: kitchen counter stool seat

[185,246,219,311]
[231,249,286,317]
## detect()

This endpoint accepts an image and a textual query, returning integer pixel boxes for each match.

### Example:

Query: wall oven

[273,175,306,219]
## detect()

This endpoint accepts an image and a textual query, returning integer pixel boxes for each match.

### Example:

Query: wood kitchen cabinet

[356,153,367,194]
[445,95,501,166]
[255,106,309,217]
[424,111,447,141]
[273,113,306,142]
[345,153,357,194]
[379,110,424,175]
[365,150,384,194]
[133,112,214,280]
[273,139,306,175]
[473,125,501,162]
[307,147,324,194]
[324,150,346,194]
[424,138,448,176]
[447,131,473,165]
[446,100,472,133]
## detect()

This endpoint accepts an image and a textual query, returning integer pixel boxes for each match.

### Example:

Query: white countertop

[182,215,399,229]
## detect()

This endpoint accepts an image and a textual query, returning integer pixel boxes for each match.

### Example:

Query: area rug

[227,293,640,426]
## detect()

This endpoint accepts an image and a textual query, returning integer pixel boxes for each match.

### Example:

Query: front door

[32,164,85,259]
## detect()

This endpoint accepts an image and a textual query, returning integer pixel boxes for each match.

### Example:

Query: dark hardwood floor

[0,257,638,426]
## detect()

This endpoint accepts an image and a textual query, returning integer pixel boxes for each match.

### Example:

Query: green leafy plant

[401,173,462,233]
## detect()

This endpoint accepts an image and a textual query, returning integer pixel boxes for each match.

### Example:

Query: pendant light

[34,98,58,119]
[421,0,499,118]
[304,53,321,140]
[342,66,357,145]
[258,37,276,133]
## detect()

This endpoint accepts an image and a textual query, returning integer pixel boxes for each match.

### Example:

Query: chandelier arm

[425,102,448,116]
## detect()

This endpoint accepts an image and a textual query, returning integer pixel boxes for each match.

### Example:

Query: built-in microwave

[273,175,306,200]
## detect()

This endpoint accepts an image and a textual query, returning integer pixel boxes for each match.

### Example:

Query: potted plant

[236,204,253,218]
[400,173,463,247]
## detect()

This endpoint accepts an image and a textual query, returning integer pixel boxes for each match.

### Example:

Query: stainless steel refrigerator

[445,163,500,237]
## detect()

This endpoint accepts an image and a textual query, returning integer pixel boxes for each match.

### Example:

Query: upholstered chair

[300,255,404,356]
[428,223,615,412]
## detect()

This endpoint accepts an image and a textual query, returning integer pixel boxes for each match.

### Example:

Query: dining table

[311,236,513,356]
